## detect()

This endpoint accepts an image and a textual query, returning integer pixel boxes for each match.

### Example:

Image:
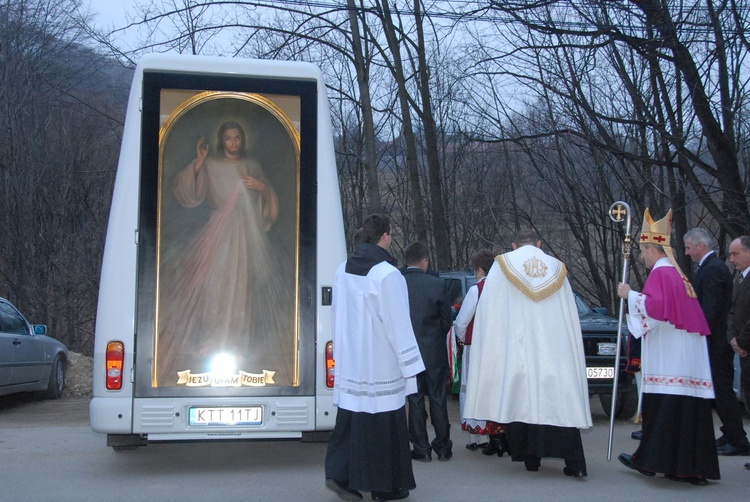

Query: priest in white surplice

[464,228,591,478]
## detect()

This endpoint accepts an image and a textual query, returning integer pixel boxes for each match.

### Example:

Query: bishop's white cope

[464,245,592,428]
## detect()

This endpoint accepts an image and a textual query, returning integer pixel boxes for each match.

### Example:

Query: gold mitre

[639,208,672,246]
[638,207,696,298]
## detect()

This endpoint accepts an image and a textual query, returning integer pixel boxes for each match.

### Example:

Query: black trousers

[740,350,750,417]
[407,366,453,456]
[708,334,748,446]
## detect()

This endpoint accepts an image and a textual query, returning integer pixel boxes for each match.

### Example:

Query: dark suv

[441,271,638,419]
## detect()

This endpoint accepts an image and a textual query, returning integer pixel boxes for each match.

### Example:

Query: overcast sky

[85,0,139,29]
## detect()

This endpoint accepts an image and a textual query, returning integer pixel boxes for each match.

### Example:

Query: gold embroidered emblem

[497,254,567,302]
[524,257,548,278]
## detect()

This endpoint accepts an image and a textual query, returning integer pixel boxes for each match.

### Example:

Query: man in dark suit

[728,236,750,471]
[402,242,454,462]
[685,229,749,456]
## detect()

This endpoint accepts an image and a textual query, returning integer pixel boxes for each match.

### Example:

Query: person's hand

[193,136,208,173]
[730,337,748,357]
[198,135,209,155]
[242,176,266,192]
[617,282,631,299]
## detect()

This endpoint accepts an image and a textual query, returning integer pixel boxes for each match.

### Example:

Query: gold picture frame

[152,91,301,389]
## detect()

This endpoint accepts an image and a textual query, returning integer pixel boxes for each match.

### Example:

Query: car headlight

[597,343,617,356]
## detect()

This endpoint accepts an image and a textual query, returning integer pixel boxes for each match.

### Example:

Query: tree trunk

[377,0,428,243]
[413,0,451,269]
[346,0,382,214]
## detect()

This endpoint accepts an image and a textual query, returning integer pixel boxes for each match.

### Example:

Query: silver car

[0,297,68,399]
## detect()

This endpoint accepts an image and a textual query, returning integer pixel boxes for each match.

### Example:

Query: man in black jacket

[684,228,749,456]
[402,242,454,462]
[728,237,750,417]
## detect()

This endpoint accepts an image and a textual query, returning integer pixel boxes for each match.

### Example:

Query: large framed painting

[155,91,299,388]
[134,72,318,397]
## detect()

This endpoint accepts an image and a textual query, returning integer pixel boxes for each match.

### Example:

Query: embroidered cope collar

[497,245,567,302]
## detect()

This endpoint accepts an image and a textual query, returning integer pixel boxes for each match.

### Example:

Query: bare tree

[346,0,383,215]
[71,0,750,305]
[0,0,124,353]
[372,0,430,246]
[476,0,750,239]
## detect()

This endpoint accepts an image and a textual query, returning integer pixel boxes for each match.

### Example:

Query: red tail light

[325,341,335,388]
[106,341,125,390]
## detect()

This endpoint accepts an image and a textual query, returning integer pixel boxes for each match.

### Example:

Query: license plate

[586,367,614,379]
[188,406,263,426]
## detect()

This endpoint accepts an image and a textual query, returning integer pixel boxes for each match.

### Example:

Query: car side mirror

[33,324,47,335]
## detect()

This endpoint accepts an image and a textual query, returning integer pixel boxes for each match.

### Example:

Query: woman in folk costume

[454,249,507,456]
[617,208,720,486]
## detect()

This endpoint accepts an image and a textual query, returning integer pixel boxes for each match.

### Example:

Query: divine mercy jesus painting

[153,91,301,389]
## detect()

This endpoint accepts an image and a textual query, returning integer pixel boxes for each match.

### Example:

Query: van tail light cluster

[325,341,335,388]
[105,341,125,390]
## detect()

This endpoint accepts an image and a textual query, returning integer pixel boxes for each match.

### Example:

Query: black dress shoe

[717,443,750,456]
[617,453,655,477]
[664,473,708,486]
[563,466,587,479]
[325,479,363,501]
[437,452,452,461]
[465,442,479,451]
[524,456,540,472]
[744,462,750,470]
[631,430,643,441]
[716,435,728,447]
[410,451,431,462]
[371,488,409,501]
[481,444,501,456]
[481,435,505,457]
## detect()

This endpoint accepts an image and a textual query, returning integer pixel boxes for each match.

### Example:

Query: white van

[89,54,346,449]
